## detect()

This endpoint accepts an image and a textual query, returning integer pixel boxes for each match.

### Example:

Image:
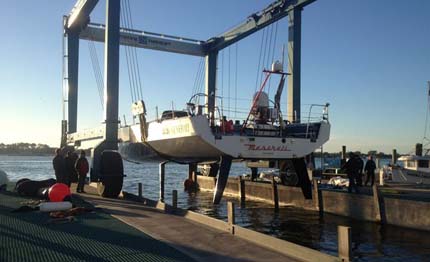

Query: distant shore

[0,153,53,157]
[0,142,55,156]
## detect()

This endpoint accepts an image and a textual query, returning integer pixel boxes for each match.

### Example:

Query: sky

[0,0,429,154]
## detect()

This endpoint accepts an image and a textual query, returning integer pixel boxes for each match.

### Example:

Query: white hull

[143,115,330,162]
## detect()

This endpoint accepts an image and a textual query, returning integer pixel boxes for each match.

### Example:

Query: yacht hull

[144,115,330,163]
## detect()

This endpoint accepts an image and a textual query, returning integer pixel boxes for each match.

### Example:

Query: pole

[338,226,352,262]
[227,201,235,234]
[159,161,167,202]
[103,0,121,150]
[271,176,279,210]
[66,31,79,133]
[392,149,397,165]
[138,183,142,198]
[172,190,178,209]
[341,145,347,166]
[287,7,302,123]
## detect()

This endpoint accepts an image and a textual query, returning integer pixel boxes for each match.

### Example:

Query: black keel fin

[213,155,232,204]
[292,158,312,199]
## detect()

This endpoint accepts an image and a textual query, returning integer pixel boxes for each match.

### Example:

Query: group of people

[52,149,89,193]
[341,153,377,193]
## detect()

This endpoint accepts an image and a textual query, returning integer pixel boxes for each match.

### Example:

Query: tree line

[0,143,55,155]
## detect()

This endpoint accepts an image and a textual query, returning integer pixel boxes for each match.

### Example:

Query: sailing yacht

[130,62,331,203]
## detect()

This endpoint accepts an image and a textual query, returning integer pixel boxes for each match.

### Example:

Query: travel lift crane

[62,0,316,199]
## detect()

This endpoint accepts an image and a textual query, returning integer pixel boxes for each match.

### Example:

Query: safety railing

[305,103,330,138]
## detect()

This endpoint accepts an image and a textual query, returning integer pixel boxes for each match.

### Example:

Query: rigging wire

[259,30,268,91]
[221,50,224,106]
[235,43,238,118]
[267,22,279,95]
[191,58,204,100]
[228,46,231,118]
[255,28,266,92]
[266,23,274,68]
[197,57,205,105]
[265,24,274,95]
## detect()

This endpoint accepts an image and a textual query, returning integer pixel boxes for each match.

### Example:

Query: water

[1,155,428,261]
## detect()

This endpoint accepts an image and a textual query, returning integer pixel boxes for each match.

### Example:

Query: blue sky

[0,0,429,154]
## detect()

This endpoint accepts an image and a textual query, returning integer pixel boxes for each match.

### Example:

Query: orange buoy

[48,183,71,202]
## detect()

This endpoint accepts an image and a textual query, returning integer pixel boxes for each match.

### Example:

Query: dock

[0,188,191,262]
[1,184,347,262]
[79,189,299,261]
[196,175,430,231]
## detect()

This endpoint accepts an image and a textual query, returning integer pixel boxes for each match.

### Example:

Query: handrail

[305,103,330,138]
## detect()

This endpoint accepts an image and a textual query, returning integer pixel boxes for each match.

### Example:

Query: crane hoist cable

[87,36,104,108]
[120,10,137,102]
[121,0,144,103]
[123,0,139,101]
[125,0,143,100]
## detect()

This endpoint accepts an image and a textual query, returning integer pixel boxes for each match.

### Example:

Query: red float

[48,183,71,202]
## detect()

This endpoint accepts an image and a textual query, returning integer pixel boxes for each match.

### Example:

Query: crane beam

[80,23,205,56]
[206,0,315,52]
[66,0,99,31]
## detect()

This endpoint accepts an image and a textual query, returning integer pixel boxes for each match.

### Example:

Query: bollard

[172,190,178,209]
[138,183,142,198]
[238,176,245,203]
[271,177,279,210]
[338,226,352,262]
[227,201,235,234]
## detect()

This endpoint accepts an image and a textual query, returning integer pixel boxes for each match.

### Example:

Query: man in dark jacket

[341,152,359,193]
[364,155,377,187]
[64,151,75,187]
[52,149,66,184]
[356,154,364,186]
[75,150,89,193]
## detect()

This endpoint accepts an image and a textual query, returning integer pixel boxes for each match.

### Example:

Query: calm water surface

[1,155,428,261]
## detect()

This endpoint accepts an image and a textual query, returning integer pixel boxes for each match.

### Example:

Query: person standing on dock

[364,155,376,187]
[75,150,89,193]
[64,151,77,187]
[53,149,66,184]
[356,154,364,186]
[341,152,359,193]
